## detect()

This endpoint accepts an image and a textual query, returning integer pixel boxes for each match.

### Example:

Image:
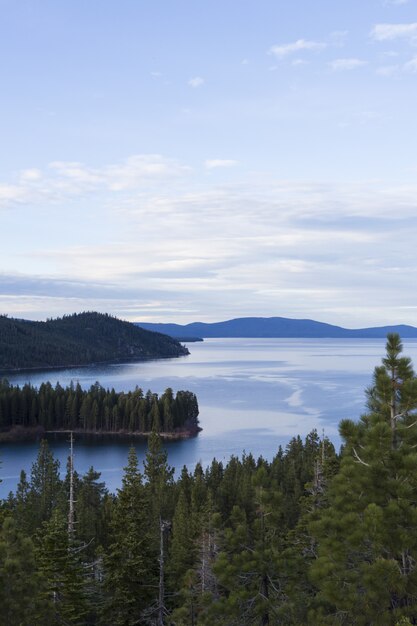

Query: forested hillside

[0,381,200,438]
[0,312,189,370]
[1,334,417,625]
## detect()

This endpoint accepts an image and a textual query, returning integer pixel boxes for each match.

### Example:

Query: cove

[2,337,417,497]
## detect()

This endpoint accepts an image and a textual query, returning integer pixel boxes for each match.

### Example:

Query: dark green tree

[36,509,88,625]
[310,334,417,625]
[28,440,62,531]
[101,448,153,625]
[0,516,52,626]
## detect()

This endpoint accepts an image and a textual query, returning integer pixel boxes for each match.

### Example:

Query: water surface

[2,337,415,496]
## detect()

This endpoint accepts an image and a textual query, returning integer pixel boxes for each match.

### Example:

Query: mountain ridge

[135,316,417,339]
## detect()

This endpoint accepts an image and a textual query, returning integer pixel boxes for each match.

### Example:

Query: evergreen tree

[0,516,52,626]
[143,432,175,623]
[36,509,88,625]
[101,448,153,625]
[28,440,62,531]
[144,431,175,523]
[76,467,108,560]
[168,489,196,590]
[310,334,417,625]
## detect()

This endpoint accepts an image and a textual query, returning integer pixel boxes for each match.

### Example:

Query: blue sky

[1,0,417,326]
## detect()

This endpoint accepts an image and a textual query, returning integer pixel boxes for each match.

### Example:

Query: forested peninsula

[2,334,417,625]
[0,312,189,371]
[0,380,200,441]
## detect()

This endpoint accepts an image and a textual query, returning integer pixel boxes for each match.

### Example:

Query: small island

[0,380,200,442]
[0,311,189,372]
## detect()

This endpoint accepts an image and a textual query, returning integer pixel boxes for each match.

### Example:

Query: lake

[2,337,417,497]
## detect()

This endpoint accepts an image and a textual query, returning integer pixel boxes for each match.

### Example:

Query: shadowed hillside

[0,312,189,370]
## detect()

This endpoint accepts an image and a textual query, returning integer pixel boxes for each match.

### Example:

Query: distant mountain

[135,317,417,339]
[0,312,189,371]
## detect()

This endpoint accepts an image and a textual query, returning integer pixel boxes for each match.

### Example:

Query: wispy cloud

[376,55,417,74]
[384,0,411,5]
[188,76,205,88]
[292,59,309,67]
[404,55,417,71]
[269,39,326,59]
[371,22,417,41]
[204,159,238,169]
[0,173,417,323]
[376,64,400,75]
[0,155,191,209]
[20,169,42,182]
[328,58,368,71]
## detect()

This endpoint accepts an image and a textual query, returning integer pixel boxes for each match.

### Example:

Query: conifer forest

[2,333,417,625]
[0,381,200,438]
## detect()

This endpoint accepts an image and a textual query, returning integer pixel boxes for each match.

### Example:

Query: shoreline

[0,425,202,443]
[0,351,190,376]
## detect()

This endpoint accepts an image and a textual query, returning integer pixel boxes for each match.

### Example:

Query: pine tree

[143,432,175,623]
[144,431,175,523]
[310,334,417,625]
[0,516,52,626]
[28,440,62,531]
[76,466,108,560]
[101,447,153,625]
[168,489,195,589]
[36,509,88,625]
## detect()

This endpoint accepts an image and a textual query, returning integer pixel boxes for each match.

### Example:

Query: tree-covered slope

[0,312,189,370]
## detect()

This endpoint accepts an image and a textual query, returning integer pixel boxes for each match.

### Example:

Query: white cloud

[204,159,238,170]
[0,184,27,204]
[3,170,417,325]
[20,169,42,182]
[50,155,190,191]
[371,22,417,41]
[376,64,400,75]
[0,155,191,208]
[384,0,411,5]
[188,76,205,88]
[404,55,417,71]
[269,39,326,59]
[328,58,368,71]
[376,55,417,74]
[292,59,309,66]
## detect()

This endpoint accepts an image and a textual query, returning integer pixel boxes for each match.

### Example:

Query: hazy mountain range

[136,317,417,339]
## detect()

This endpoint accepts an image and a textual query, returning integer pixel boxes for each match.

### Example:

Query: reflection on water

[2,337,417,496]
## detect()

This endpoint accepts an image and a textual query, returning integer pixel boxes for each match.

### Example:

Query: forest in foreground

[1,334,417,625]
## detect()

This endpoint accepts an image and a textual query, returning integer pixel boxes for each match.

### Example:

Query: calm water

[2,337,417,497]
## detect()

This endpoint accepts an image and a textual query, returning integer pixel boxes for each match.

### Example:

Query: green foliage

[310,334,417,625]
[0,379,199,434]
[75,467,108,560]
[29,439,63,530]
[100,448,154,626]
[0,517,52,626]
[4,334,417,624]
[35,509,89,626]
[0,311,188,371]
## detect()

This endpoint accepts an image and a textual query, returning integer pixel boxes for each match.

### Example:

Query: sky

[1,0,417,327]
